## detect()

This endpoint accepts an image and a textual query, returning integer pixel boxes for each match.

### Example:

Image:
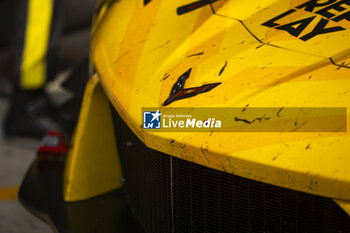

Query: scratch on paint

[242,104,249,112]
[188,51,204,57]
[234,115,271,124]
[277,107,284,117]
[161,73,170,81]
[201,146,210,164]
[330,58,350,69]
[291,120,308,132]
[219,61,228,76]
[147,40,171,53]
[272,152,282,161]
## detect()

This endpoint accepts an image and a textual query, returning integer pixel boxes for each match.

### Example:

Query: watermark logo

[142,107,346,132]
[143,110,162,129]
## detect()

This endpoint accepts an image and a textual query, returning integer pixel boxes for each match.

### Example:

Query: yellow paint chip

[0,186,19,201]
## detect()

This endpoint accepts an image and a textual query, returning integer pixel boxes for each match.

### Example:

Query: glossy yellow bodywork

[64,75,122,202]
[335,199,350,216]
[87,0,350,212]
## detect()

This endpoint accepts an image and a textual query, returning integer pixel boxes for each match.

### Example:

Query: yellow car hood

[91,0,350,201]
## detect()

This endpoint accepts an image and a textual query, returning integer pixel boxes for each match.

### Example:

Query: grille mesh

[113,110,350,233]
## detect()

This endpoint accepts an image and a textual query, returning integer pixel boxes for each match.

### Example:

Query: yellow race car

[20,0,350,232]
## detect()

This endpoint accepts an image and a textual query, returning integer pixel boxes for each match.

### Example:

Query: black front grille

[113,110,350,233]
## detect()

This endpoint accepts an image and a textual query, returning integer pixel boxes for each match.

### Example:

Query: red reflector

[37,131,67,158]
[189,2,202,9]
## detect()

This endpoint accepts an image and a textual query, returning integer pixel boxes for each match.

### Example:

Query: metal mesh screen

[113,109,350,233]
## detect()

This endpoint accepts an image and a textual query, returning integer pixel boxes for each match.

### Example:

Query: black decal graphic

[275,16,316,38]
[333,11,350,22]
[262,0,348,41]
[177,0,218,15]
[300,18,345,41]
[315,0,350,19]
[296,0,337,12]
[144,0,151,6]
[262,9,296,27]
[163,68,221,106]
